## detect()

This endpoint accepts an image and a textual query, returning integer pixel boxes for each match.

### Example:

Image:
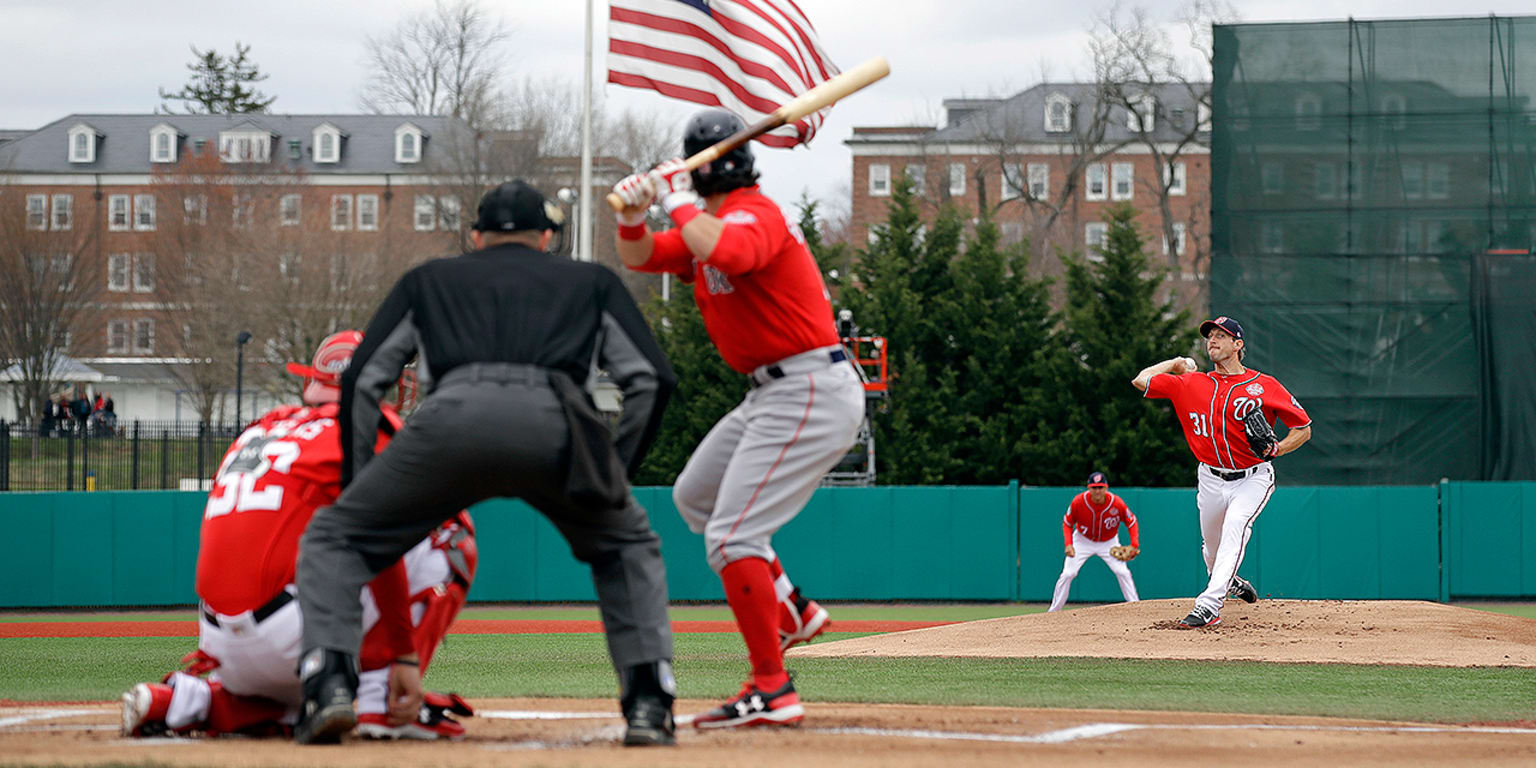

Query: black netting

[1213,16,1536,483]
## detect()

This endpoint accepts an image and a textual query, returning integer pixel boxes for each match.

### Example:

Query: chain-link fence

[1,420,239,492]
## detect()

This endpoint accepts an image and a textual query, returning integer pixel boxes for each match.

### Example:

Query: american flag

[608,0,841,147]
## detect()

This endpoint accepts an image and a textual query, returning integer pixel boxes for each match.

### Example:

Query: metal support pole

[197,422,207,485]
[66,430,74,491]
[160,430,169,490]
[131,420,141,490]
[579,0,596,262]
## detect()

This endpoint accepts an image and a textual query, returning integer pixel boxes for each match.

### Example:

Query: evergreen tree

[795,194,849,294]
[159,42,276,114]
[1048,203,1199,486]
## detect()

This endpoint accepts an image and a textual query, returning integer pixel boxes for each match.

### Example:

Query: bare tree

[0,177,103,424]
[359,0,508,127]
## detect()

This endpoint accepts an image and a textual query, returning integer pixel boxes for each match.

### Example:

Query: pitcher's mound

[789,600,1536,667]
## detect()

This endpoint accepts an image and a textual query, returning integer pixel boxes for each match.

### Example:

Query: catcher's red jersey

[1063,492,1138,545]
[639,186,840,373]
[1145,370,1310,470]
[195,403,397,615]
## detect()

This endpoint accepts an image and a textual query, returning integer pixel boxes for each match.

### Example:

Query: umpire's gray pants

[296,364,672,675]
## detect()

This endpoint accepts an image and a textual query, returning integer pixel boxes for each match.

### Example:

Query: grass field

[3,603,1533,724]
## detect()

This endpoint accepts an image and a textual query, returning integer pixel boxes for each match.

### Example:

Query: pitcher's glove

[1110,546,1139,562]
[1243,408,1279,458]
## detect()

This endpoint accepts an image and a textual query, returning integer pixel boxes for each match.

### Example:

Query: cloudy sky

[2,0,1531,208]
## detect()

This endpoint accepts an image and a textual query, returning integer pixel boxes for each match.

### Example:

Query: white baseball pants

[674,347,865,572]
[1193,463,1275,615]
[1048,531,1139,612]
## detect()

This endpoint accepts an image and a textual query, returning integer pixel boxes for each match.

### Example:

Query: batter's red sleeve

[701,207,780,275]
[632,229,695,277]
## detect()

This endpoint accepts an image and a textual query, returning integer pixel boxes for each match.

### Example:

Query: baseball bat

[606,56,892,212]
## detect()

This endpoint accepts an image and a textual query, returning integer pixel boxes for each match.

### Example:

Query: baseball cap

[472,180,565,233]
[1200,316,1244,340]
[285,330,363,405]
[1086,471,1109,488]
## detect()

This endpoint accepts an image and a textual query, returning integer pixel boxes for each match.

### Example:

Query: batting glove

[649,158,700,216]
[612,173,656,226]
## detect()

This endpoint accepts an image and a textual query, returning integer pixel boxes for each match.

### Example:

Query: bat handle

[606,192,628,212]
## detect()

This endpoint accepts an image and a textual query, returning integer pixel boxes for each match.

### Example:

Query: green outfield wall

[1,482,1530,608]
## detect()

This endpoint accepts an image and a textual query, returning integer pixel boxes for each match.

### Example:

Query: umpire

[293,180,680,746]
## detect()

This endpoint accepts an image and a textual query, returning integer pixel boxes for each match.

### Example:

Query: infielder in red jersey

[611,108,865,729]
[120,331,477,740]
[1049,471,1140,612]
[1133,316,1313,628]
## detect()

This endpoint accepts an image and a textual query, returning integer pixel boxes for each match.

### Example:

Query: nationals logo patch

[1246,383,1265,396]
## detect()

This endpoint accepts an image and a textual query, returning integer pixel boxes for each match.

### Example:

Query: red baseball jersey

[195,403,402,615]
[1145,369,1311,470]
[1062,492,1139,546]
[639,186,840,373]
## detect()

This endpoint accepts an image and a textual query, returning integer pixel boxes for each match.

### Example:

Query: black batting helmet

[683,108,758,196]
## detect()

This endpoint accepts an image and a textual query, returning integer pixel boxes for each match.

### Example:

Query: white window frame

[108,194,130,230]
[357,194,379,231]
[132,253,155,293]
[314,123,344,164]
[1295,93,1322,131]
[1165,162,1187,196]
[1315,163,1337,200]
[869,163,891,197]
[1111,163,1134,201]
[948,163,966,196]
[1427,162,1450,200]
[279,194,301,226]
[1001,163,1023,201]
[232,193,253,229]
[107,320,129,353]
[1085,163,1107,201]
[331,195,352,230]
[107,253,131,292]
[133,194,156,231]
[1402,161,1424,200]
[1261,162,1283,196]
[395,123,425,163]
[1045,92,1072,133]
[1128,94,1156,133]
[1197,102,1213,133]
[51,194,72,230]
[905,164,925,195]
[149,124,178,163]
[218,130,272,163]
[67,124,97,163]
[132,318,155,354]
[414,195,436,230]
[1084,222,1108,255]
[438,196,461,230]
[25,194,47,230]
[184,194,207,225]
[1164,222,1187,256]
[279,252,300,280]
[1027,163,1049,198]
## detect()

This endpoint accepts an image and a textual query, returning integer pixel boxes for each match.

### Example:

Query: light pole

[235,331,252,428]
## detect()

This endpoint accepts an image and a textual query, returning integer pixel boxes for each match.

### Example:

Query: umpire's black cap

[1200,316,1244,340]
[1087,471,1109,487]
[473,180,565,233]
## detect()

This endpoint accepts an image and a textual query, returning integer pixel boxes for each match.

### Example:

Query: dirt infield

[790,599,1536,667]
[3,698,1534,767]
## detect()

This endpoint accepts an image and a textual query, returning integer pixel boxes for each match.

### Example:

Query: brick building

[845,83,1212,306]
[0,114,642,422]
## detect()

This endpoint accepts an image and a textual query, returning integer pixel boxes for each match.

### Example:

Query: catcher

[120,331,477,740]
[1132,316,1312,629]
[1048,471,1140,612]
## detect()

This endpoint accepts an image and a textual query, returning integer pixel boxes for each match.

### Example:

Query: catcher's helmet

[683,108,757,195]
[284,330,363,405]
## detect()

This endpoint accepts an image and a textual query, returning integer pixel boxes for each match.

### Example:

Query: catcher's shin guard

[413,580,469,670]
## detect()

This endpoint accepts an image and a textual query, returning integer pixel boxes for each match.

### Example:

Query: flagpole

[579,0,595,262]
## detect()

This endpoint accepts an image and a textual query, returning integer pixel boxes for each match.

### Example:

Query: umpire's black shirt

[338,243,676,486]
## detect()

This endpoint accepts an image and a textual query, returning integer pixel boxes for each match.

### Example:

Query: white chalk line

[813,722,1536,745]
[0,709,113,728]
[476,710,617,721]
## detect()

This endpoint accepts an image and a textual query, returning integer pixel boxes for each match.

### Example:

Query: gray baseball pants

[296,364,672,673]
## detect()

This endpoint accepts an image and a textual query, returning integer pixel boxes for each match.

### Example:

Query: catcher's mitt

[1109,545,1139,562]
[1242,408,1278,458]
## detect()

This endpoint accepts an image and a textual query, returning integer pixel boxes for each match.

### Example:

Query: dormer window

[313,123,345,164]
[219,126,273,163]
[149,123,181,163]
[1128,93,1156,132]
[1044,93,1072,133]
[395,123,426,163]
[67,123,100,163]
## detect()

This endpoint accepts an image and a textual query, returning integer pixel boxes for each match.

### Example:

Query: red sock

[203,682,289,737]
[720,557,788,691]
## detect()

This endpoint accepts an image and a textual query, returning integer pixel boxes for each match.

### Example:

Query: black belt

[751,349,847,388]
[202,590,294,629]
[1208,465,1259,481]
[439,362,549,388]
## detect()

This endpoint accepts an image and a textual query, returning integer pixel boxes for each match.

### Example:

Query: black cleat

[1178,606,1222,629]
[294,649,358,745]
[623,695,676,746]
[1228,575,1259,604]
